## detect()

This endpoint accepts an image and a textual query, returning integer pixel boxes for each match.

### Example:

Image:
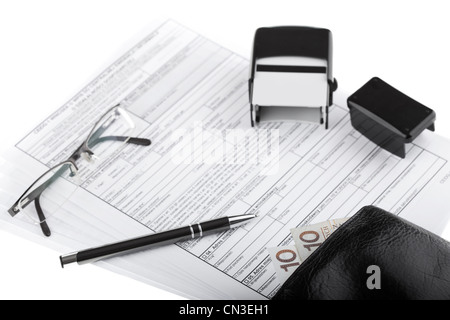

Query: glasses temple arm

[35,194,51,237]
[88,135,151,148]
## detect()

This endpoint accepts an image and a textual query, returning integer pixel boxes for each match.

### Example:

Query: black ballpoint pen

[60,214,256,267]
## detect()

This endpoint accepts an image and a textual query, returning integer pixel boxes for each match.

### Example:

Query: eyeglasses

[7,104,151,237]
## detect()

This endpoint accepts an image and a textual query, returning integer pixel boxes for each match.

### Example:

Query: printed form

[2,20,450,299]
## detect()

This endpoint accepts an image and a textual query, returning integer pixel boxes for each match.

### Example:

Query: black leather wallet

[273,206,450,300]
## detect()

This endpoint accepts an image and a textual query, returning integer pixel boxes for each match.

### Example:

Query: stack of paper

[1,20,450,299]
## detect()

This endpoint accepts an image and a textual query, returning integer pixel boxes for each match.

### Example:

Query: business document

[1,20,450,299]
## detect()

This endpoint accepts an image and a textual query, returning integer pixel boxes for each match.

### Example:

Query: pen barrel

[196,217,230,236]
[76,217,230,265]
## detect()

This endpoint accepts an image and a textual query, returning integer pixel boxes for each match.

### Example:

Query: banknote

[291,218,349,261]
[268,218,349,284]
[267,245,302,284]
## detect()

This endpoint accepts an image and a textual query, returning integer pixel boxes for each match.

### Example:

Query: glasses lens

[86,106,135,164]
[16,162,80,225]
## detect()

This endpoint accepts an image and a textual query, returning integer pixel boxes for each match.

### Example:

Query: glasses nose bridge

[69,140,94,164]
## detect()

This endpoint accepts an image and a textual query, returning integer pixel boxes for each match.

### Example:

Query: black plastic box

[347,77,436,158]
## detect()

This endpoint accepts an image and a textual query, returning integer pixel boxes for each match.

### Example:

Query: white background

[1,0,449,300]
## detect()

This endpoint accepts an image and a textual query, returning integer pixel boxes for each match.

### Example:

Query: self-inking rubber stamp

[249,26,338,128]
[347,77,436,158]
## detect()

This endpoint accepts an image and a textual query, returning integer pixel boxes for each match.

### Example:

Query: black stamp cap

[347,77,436,158]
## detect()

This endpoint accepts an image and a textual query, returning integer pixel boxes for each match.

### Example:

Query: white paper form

[1,20,450,299]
